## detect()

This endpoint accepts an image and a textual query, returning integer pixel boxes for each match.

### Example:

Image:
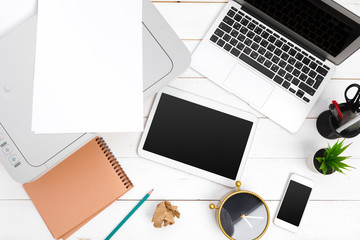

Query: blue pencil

[105,189,154,240]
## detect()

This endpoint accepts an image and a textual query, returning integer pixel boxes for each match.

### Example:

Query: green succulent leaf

[337,162,353,170]
[324,146,330,159]
[334,142,350,156]
[317,139,354,174]
[320,162,326,170]
[322,165,328,175]
[316,157,324,163]
[332,156,350,163]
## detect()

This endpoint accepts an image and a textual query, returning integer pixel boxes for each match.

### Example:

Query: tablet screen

[143,93,254,180]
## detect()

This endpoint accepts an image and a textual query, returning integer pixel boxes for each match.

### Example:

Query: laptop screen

[244,0,360,61]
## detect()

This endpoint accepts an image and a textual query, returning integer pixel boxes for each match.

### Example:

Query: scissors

[345,83,360,113]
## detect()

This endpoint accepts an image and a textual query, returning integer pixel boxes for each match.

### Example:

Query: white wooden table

[1,1,360,239]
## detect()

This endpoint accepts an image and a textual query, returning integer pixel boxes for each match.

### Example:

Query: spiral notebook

[23,137,133,240]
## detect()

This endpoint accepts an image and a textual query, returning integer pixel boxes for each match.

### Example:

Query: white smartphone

[274,174,314,232]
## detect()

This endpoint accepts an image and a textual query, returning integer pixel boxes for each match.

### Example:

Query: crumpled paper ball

[152,201,180,228]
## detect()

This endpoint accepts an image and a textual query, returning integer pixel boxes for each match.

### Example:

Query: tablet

[138,87,257,186]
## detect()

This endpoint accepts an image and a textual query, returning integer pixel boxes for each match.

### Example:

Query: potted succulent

[309,139,354,175]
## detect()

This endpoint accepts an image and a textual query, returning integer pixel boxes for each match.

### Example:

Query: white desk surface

[1,1,360,239]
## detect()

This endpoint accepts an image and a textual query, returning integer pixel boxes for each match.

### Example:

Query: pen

[105,189,154,240]
[336,114,360,133]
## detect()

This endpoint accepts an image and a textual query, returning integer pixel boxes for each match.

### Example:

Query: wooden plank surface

[1,156,360,201]
[1,0,360,239]
[0,200,359,240]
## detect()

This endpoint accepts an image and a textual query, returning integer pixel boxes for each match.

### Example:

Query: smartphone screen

[277,180,312,226]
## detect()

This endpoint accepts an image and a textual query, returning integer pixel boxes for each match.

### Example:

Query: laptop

[192,0,360,133]
[0,0,190,183]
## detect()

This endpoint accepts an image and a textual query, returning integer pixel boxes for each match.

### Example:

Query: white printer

[0,0,190,183]
[0,17,94,183]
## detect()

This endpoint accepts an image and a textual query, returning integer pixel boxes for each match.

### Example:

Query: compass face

[219,192,268,240]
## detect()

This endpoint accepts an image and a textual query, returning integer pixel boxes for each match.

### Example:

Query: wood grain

[0,200,359,240]
[1,156,360,201]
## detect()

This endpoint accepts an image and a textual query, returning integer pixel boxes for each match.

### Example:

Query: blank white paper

[0,0,37,39]
[32,0,143,133]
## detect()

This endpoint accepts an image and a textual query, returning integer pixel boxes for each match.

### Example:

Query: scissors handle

[345,84,360,113]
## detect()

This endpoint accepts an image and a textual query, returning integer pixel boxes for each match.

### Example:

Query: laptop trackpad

[224,64,274,108]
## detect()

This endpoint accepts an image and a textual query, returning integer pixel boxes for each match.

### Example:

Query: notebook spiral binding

[95,137,133,189]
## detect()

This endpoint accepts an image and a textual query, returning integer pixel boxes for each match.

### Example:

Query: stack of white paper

[32,0,143,133]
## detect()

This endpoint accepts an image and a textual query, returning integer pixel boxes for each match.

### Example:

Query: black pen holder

[317,103,360,139]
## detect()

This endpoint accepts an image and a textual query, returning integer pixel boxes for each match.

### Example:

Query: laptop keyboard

[245,0,354,57]
[209,6,330,103]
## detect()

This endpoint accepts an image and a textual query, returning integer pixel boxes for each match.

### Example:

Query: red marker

[329,100,343,124]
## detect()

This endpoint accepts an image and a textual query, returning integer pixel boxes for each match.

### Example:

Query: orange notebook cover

[23,137,133,240]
